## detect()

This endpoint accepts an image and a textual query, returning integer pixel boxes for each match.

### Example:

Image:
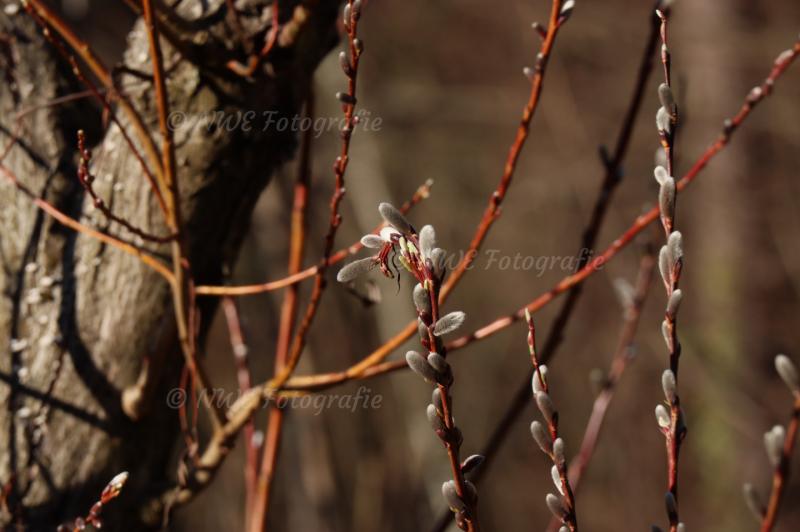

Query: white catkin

[378,202,413,235]
[775,354,799,393]
[433,312,466,336]
[360,234,384,249]
[336,257,374,282]
[551,465,564,495]
[662,369,677,403]
[545,493,565,518]
[419,225,437,258]
[655,404,671,428]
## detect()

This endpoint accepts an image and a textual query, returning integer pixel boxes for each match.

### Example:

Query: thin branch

[76,130,177,243]
[438,0,570,303]
[249,91,315,532]
[142,0,225,428]
[652,8,685,530]
[269,0,365,391]
[546,245,656,532]
[760,395,800,532]
[221,297,257,523]
[526,312,579,530]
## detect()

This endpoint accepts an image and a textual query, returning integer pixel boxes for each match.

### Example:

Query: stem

[249,92,314,532]
[221,297,257,523]
[143,0,224,429]
[546,247,656,532]
[439,0,567,302]
[654,9,683,529]
[760,394,800,532]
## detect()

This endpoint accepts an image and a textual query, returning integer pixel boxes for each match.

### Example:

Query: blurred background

[61,0,800,530]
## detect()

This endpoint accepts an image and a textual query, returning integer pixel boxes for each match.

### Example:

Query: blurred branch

[545,245,656,532]
[249,88,314,531]
[761,395,800,532]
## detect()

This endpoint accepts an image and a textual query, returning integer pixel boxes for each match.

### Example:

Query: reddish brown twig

[142,0,224,429]
[650,8,686,531]
[526,311,578,531]
[56,472,129,532]
[221,297,257,520]
[270,0,365,390]
[546,246,656,532]
[438,0,571,303]
[249,94,315,532]
[76,130,176,243]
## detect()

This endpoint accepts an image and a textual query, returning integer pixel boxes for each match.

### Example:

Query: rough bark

[0,1,338,528]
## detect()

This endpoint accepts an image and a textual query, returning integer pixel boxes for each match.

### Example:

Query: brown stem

[439,0,567,303]
[546,246,656,532]
[221,297,257,523]
[525,313,578,530]
[654,9,683,530]
[760,394,800,532]
[143,0,224,428]
[249,92,314,532]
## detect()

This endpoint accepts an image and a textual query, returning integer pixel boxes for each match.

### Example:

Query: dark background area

[55,0,800,530]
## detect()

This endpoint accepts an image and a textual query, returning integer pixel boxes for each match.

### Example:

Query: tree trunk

[0,1,338,528]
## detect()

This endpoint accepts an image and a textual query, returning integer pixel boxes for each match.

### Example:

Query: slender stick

[439,0,568,303]
[76,130,176,243]
[142,0,225,428]
[760,394,800,532]
[249,93,314,532]
[221,297,257,523]
[652,8,685,530]
[526,312,578,530]
[267,0,364,392]
[545,246,656,532]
